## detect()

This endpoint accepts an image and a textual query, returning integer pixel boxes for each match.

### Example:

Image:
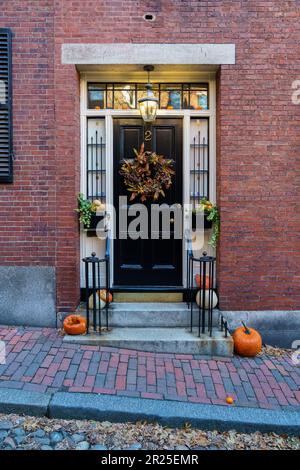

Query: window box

[192,211,213,230]
[84,214,106,237]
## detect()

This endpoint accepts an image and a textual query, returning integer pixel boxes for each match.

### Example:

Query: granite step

[63,327,233,357]
[78,302,220,328]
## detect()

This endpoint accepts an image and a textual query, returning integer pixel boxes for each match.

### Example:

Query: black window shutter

[0,28,13,183]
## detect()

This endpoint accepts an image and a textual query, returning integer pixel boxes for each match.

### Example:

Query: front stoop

[65,302,233,357]
[63,327,233,357]
[78,302,220,328]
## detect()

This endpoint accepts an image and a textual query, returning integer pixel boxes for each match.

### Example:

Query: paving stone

[11,366,28,381]
[5,362,21,376]
[125,442,142,450]
[52,371,66,387]
[65,364,78,380]
[32,429,46,438]
[91,444,108,450]
[76,441,90,450]
[25,363,40,377]
[117,390,140,397]
[61,429,70,439]
[203,377,215,392]
[89,351,99,362]
[0,420,13,430]
[35,437,51,446]
[72,433,86,443]
[193,445,219,451]
[87,362,98,375]
[3,437,16,449]
[0,380,24,389]
[50,431,64,444]
[15,436,25,445]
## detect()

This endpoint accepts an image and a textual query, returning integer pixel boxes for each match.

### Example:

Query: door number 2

[144,129,152,141]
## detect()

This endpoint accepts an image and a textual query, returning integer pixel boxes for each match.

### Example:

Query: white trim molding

[79,75,216,287]
[62,43,235,65]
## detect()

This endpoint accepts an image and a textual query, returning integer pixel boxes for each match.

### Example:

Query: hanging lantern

[138,65,158,123]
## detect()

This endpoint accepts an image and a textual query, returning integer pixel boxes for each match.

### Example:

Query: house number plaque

[144,129,152,141]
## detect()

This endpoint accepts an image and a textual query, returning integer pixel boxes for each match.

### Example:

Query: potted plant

[192,198,220,247]
[192,209,213,230]
[75,193,105,235]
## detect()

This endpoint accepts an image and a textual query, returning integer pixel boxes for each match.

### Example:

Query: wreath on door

[119,144,175,202]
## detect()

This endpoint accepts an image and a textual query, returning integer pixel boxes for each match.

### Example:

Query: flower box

[192,211,213,230]
[84,214,105,237]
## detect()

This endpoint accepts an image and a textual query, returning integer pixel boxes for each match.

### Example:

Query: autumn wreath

[119,144,175,202]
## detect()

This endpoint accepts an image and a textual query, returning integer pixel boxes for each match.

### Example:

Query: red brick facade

[0,1,299,315]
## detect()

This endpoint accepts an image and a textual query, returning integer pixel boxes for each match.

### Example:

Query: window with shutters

[0,28,12,183]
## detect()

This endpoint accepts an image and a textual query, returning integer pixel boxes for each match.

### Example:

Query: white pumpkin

[88,292,106,310]
[196,290,218,309]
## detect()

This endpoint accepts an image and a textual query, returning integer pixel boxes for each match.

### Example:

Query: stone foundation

[221,311,300,348]
[0,267,56,327]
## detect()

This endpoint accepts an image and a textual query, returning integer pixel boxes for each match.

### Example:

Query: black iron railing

[220,315,229,338]
[185,230,216,337]
[86,128,106,202]
[82,231,111,334]
[190,126,209,208]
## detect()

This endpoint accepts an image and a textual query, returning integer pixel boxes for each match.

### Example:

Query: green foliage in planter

[205,204,220,248]
[193,197,220,248]
[75,193,95,228]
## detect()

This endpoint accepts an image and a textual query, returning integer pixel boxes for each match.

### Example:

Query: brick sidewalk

[0,326,299,411]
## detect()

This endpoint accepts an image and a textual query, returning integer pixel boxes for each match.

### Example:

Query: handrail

[185,229,193,309]
[105,229,111,259]
[185,229,218,337]
[184,228,193,259]
[83,229,111,335]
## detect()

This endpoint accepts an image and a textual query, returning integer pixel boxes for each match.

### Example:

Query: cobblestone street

[0,413,299,450]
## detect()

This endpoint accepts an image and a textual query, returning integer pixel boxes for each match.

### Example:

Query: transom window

[87,83,209,111]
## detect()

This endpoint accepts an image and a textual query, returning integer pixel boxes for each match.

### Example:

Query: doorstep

[77,302,220,328]
[63,327,233,357]
[113,292,183,302]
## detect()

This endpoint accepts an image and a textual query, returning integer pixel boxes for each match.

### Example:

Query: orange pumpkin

[99,289,113,304]
[195,274,212,289]
[226,396,234,405]
[63,315,86,335]
[232,322,262,357]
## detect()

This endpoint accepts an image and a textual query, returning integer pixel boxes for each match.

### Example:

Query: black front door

[113,118,183,287]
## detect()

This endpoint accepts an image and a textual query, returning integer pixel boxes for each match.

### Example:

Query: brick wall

[1,1,299,313]
[0,2,56,265]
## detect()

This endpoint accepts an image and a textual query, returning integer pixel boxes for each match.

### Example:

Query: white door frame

[79,73,216,288]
